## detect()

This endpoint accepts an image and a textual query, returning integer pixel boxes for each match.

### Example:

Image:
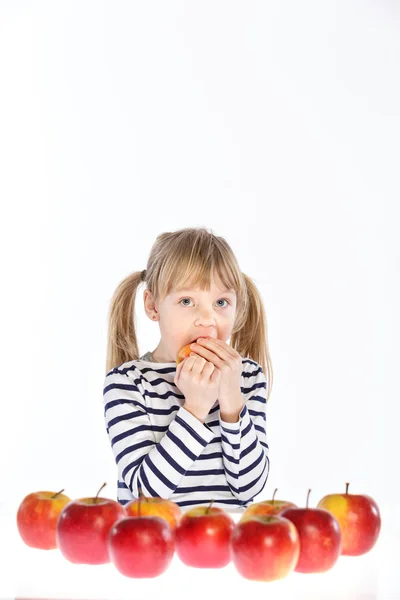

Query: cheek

[162,321,186,345]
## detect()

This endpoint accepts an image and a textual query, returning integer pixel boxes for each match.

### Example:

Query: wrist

[220,410,241,423]
[218,392,244,419]
[182,403,207,424]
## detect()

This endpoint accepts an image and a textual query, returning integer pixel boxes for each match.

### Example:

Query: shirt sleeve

[218,359,270,505]
[103,367,215,500]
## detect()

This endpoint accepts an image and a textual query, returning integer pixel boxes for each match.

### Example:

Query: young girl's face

[144,273,237,363]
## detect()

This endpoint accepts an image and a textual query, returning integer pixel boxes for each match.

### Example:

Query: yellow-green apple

[108,509,175,578]
[175,501,235,568]
[56,482,126,564]
[125,485,181,531]
[230,514,300,582]
[316,482,381,556]
[16,488,72,550]
[280,489,342,573]
[239,488,297,523]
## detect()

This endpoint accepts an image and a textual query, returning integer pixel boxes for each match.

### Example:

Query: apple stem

[306,488,311,508]
[138,483,148,501]
[272,488,278,504]
[346,482,350,495]
[206,499,215,514]
[95,482,107,504]
[138,483,143,517]
[51,488,65,499]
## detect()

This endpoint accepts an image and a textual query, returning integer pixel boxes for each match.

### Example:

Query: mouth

[189,335,217,344]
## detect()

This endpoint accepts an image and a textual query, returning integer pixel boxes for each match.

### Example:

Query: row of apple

[16,482,381,581]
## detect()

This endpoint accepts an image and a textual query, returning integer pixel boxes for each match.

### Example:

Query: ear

[143,289,160,321]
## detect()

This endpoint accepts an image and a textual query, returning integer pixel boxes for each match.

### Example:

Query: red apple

[280,489,342,573]
[231,514,300,582]
[125,485,181,531]
[239,488,297,522]
[108,514,175,578]
[316,482,381,556]
[56,482,126,564]
[175,501,235,568]
[16,488,72,550]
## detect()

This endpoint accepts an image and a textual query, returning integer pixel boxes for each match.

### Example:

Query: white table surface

[2,500,399,599]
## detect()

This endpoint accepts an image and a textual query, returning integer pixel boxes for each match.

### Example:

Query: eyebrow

[174,288,235,295]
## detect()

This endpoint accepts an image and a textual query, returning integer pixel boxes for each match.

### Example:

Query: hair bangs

[154,234,242,301]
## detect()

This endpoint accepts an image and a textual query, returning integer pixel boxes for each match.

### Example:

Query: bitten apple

[317,482,381,556]
[176,340,199,364]
[125,485,181,531]
[56,482,126,564]
[16,488,72,550]
[239,488,297,523]
[231,514,300,582]
[280,489,342,573]
[175,501,235,568]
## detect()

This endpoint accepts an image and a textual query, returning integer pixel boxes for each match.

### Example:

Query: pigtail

[105,270,144,375]
[231,273,274,404]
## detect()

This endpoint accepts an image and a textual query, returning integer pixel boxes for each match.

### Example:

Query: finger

[211,366,221,382]
[175,360,183,382]
[190,353,207,372]
[203,362,216,377]
[180,355,196,370]
[176,356,189,379]
[177,358,185,372]
[207,338,242,361]
[195,358,215,376]
[190,344,224,365]
[202,337,238,358]
[194,340,228,359]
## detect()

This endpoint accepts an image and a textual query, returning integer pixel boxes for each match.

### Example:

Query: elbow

[128,464,176,501]
[239,455,270,503]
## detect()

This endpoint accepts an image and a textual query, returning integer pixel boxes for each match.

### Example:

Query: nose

[194,305,217,327]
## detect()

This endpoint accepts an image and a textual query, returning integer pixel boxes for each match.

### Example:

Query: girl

[103,226,273,510]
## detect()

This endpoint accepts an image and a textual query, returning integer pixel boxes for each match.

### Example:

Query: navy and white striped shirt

[102,353,270,511]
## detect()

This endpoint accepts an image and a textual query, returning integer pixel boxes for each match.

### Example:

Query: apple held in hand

[280,489,342,573]
[239,488,297,523]
[16,488,72,550]
[231,514,300,582]
[108,508,175,578]
[175,500,235,568]
[317,482,381,556]
[125,485,181,531]
[176,340,197,364]
[56,482,126,564]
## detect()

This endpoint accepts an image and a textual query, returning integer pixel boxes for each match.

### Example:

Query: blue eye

[216,299,229,307]
[180,298,229,307]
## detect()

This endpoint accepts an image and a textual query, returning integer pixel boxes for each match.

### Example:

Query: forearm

[220,403,270,502]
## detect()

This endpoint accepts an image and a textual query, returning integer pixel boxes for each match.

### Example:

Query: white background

[1,1,399,598]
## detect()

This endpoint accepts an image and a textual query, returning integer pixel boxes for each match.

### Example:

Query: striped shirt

[102,353,270,511]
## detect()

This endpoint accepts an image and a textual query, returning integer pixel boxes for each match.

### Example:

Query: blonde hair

[105,226,274,403]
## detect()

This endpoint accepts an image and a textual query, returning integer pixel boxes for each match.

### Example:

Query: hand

[189,337,244,419]
[174,352,221,423]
